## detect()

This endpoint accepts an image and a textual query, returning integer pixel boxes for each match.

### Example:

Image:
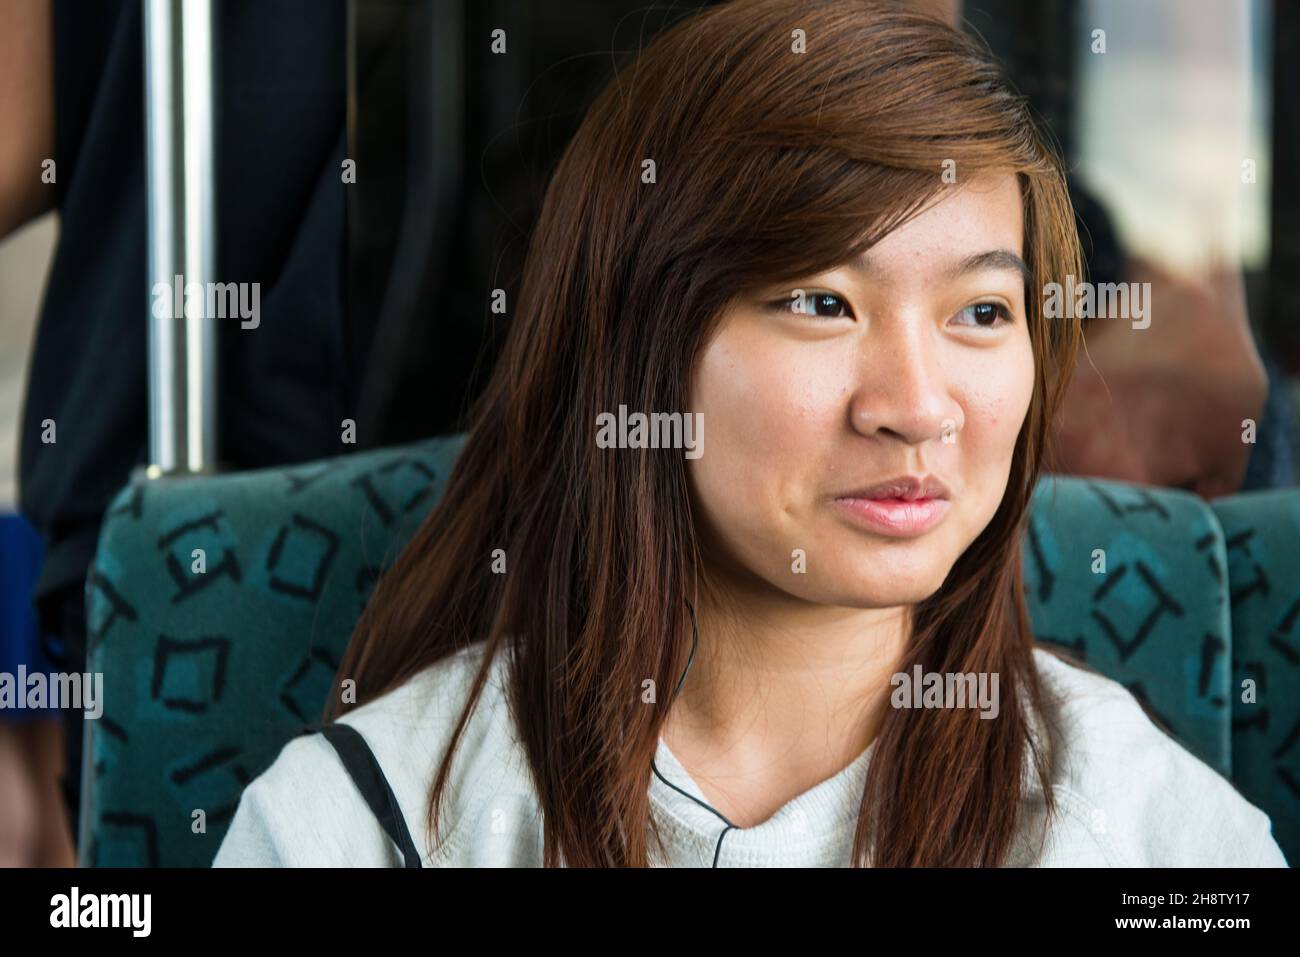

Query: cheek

[957,334,1035,490]
[689,332,849,531]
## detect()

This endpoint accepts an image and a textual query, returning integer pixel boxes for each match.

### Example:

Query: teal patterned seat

[80,434,1298,866]
[1210,489,1300,866]
[1025,478,1233,772]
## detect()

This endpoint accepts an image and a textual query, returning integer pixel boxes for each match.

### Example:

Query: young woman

[214,0,1287,867]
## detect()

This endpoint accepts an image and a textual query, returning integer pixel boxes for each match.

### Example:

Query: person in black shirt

[1,0,357,855]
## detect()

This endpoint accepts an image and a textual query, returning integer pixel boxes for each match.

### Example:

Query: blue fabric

[0,512,58,720]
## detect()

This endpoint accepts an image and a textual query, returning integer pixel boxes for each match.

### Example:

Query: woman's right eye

[769,290,853,320]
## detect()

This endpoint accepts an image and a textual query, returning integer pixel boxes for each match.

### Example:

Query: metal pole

[80,0,218,867]
[144,0,217,476]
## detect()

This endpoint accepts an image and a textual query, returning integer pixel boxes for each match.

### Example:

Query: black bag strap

[299,723,423,868]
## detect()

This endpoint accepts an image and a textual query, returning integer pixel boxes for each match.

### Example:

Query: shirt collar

[644,662,1050,866]
[647,736,876,866]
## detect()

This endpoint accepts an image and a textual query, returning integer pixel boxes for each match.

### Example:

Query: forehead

[859,174,1024,275]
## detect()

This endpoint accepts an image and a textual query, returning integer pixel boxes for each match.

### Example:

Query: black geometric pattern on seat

[150,634,230,713]
[158,508,242,603]
[351,457,438,528]
[85,567,139,648]
[265,514,339,602]
[279,648,341,723]
[1089,560,1185,662]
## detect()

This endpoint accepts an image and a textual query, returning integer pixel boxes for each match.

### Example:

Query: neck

[660,570,910,825]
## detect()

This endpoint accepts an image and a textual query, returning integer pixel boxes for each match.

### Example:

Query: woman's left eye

[953,302,1012,328]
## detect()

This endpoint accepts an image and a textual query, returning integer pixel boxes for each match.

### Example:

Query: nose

[847,315,963,446]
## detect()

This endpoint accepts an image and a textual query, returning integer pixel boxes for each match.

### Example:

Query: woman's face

[687,174,1034,608]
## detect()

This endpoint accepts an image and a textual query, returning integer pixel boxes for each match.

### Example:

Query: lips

[844,475,951,502]
[832,474,952,537]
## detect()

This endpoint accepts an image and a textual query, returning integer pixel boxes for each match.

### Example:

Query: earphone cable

[649,596,736,866]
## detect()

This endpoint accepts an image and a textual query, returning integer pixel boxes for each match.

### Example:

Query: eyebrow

[847,249,1032,285]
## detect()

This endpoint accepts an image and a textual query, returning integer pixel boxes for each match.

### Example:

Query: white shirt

[212,641,1289,867]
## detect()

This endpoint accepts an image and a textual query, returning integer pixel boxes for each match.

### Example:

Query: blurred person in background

[0,0,357,863]
[1042,0,1291,498]
[946,0,1292,496]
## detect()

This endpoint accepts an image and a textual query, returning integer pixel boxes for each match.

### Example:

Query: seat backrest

[1209,489,1300,865]
[1025,476,1233,774]
[81,434,1291,865]
[82,434,467,866]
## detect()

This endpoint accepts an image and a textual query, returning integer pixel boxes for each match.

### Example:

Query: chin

[840,578,947,608]
[830,551,955,606]
[789,562,948,608]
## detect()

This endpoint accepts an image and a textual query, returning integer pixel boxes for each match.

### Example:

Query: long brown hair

[329,0,1084,866]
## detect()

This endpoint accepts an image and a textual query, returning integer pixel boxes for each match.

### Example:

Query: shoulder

[1027,646,1288,867]
[214,642,530,867]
